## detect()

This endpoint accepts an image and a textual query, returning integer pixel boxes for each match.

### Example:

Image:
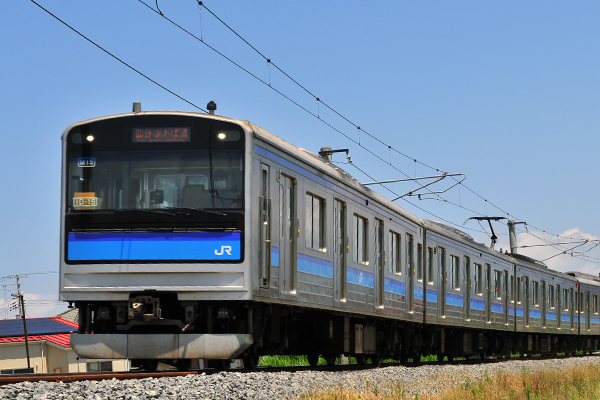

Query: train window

[594,295,599,314]
[533,281,539,306]
[389,231,401,274]
[305,193,326,252]
[516,277,521,304]
[353,214,368,264]
[427,247,434,284]
[494,270,501,299]
[417,244,423,282]
[475,264,482,295]
[114,177,142,209]
[564,289,569,311]
[549,286,555,309]
[451,255,460,290]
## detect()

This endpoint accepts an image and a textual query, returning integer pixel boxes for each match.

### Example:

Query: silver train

[60,105,600,370]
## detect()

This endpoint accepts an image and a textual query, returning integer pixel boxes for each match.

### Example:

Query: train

[60,103,600,371]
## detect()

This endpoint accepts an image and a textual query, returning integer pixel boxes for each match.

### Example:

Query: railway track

[2,353,596,386]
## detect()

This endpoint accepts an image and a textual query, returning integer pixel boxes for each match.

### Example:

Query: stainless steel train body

[59,109,600,368]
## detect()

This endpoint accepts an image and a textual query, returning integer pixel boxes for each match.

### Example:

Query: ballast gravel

[2,355,600,400]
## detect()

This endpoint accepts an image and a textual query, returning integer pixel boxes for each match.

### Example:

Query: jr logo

[215,246,232,256]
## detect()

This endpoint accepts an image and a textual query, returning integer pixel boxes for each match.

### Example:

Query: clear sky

[1,1,599,318]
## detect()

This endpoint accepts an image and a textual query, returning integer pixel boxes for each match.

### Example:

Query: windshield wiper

[114,208,177,217]
[164,207,228,217]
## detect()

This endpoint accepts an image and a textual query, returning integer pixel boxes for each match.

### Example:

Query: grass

[258,354,443,367]
[297,364,600,400]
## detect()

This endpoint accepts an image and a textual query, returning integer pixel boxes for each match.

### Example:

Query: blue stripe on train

[561,314,571,322]
[592,317,600,324]
[530,309,541,319]
[271,247,280,267]
[297,254,333,278]
[415,286,423,301]
[509,306,515,316]
[427,289,438,303]
[517,307,524,317]
[470,298,485,311]
[347,267,375,288]
[546,312,557,320]
[446,293,463,307]
[67,231,241,261]
[491,303,503,314]
[384,278,405,295]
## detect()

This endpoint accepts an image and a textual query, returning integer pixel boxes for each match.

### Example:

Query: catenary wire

[188,1,597,248]
[33,0,596,259]
[30,0,207,113]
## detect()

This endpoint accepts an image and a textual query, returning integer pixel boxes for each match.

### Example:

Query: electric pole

[12,275,31,372]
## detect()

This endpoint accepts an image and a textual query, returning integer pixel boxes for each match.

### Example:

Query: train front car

[59,111,253,369]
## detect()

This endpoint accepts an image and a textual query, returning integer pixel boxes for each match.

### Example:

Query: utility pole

[12,275,31,372]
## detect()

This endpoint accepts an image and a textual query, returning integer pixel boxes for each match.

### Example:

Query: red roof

[0,333,72,348]
[49,316,79,329]
[0,316,78,348]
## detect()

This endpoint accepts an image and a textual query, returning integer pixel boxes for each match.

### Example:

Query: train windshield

[65,116,245,212]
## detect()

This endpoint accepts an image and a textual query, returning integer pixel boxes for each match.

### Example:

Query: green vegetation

[258,354,445,367]
[299,364,600,399]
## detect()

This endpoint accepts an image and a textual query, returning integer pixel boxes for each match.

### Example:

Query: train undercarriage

[72,293,599,371]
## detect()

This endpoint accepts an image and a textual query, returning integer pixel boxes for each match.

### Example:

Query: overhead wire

[31,0,597,261]
[136,0,493,233]
[189,1,600,257]
[30,0,207,113]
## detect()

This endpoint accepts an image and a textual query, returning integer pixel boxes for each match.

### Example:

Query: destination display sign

[132,127,190,143]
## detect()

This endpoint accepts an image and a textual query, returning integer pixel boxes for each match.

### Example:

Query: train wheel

[356,355,368,365]
[243,352,260,371]
[175,359,192,371]
[307,353,320,367]
[436,353,444,362]
[141,359,159,372]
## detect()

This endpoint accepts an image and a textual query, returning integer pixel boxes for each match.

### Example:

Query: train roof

[61,109,585,281]
[247,120,425,225]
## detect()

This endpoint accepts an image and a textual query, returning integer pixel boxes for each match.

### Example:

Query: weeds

[299,364,600,400]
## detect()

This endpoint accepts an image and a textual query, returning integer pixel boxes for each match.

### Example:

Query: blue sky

[1,1,599,318]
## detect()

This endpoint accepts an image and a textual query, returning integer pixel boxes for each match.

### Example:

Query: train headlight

[86,135,95,142]
[217,132,226,140]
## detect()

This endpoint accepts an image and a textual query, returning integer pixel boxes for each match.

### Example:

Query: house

[0,313,129,374]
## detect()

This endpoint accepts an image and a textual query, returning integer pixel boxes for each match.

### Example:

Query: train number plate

[78,157,96,167]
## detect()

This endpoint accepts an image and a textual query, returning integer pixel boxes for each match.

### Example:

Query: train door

[374,218,385,308]
[486,264,492,323]
[333,199,347,302]
[504,271,509,324]
[586,291,591,331]
[464,257,471,322]
[259,164,271,289]
[570,288,575,330]
[406,234,415,313]
[279,175,297,295]
[439,247,446,317]
[541,280,546,327]
[525,277,530,327]
[557,285,561,329]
